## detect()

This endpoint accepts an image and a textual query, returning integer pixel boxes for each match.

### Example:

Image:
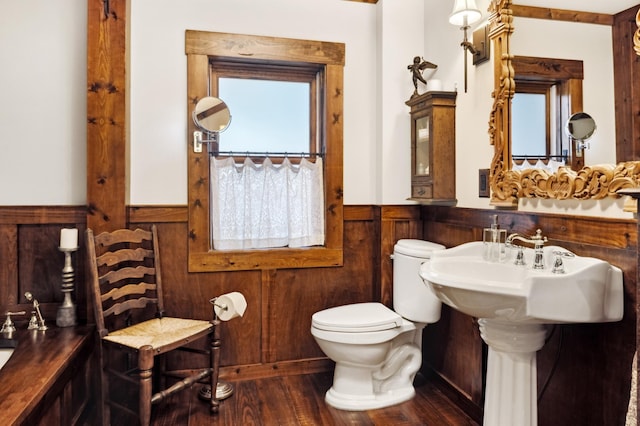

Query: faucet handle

[531,229,547,242]
[552,254,565,274]
[1,311,26,334]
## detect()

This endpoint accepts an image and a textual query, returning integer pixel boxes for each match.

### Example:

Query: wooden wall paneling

[270,215,379,362]
[379,205,421,307]
[148,222,263,369]
[128,205,188,224]
[614,5,640,163]
[19,225,69,319]
[511,5,614,25]
[0,206,87,226]
[128,206,383,381]
[421,217,485,410]
[86,0,127,233]
[261,269,277,364]
[0,207,88,324]
[420,205,638,425]
[0,225,18,310]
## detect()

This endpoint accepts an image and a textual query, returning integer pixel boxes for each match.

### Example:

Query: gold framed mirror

[488,0,640,207]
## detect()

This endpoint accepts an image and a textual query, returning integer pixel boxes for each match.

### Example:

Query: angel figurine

[408,56,437,97]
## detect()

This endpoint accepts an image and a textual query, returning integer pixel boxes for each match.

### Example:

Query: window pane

[512,93,546,156]
[218,78,310,153]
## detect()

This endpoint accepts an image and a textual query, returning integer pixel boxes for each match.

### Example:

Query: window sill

[188,247,343,272]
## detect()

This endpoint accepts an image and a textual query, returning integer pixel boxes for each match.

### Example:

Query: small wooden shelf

[406,91,457,205]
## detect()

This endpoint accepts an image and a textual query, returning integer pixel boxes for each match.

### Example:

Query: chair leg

[138,345,155,426]
[210,320,221,413]
[98,342,110,426]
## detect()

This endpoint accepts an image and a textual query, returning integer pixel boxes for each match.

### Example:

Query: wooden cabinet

[0,326,96,425]
[406,91,457,204]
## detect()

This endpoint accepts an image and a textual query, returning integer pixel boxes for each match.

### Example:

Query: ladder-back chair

[86,226,215,425]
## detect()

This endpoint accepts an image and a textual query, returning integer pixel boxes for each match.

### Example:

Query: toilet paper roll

[213,292,247,321]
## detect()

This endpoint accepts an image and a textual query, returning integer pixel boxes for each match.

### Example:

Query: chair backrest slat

[97,247,154,268]
[99,266,156,286]
[94,228,153,246]
[86,225,165,337]
[104,297,159,317]
[101,282,158,303]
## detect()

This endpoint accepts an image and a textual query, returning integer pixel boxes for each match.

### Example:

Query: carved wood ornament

[488,0,640,207]
[635,7,640,56]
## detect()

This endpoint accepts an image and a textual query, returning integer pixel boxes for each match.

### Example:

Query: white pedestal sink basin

[419,241,624,426]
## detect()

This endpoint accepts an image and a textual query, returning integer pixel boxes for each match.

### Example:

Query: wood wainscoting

[0,204,421,379]
[1,204,637,425]
[0,206,89,322]
[128,204,423,381]
[420,205,638,426]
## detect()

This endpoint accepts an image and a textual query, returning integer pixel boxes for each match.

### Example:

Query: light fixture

[449,0,489,92]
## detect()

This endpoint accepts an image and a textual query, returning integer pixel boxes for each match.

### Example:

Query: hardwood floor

[150,371,480,425]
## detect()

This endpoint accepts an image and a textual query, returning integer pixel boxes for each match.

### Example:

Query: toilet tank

[393,239,445,323]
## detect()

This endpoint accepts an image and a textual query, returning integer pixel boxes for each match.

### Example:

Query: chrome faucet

[24,292,47,331]
[506,229,548,269]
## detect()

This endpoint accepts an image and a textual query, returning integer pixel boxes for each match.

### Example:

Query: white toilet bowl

[311,240,445,411]
[311,302,423,410]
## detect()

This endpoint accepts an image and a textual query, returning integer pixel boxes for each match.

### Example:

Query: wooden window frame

[513,56,584,170]
[186,31,344,272]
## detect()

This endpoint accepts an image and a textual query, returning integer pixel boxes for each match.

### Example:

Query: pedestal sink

[419,241,623,426]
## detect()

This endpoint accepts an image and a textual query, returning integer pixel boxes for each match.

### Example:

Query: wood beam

[511,5,613,25]
[86,0,127,233]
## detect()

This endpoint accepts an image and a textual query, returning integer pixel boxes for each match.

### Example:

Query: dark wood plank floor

[150,371,479,425]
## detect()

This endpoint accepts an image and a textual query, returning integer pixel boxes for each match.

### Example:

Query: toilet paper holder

[199,292,247,409]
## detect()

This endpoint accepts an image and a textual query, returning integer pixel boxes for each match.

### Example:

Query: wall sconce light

[449,0,489,92]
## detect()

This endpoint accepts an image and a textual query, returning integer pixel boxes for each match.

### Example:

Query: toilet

[311,239,445,411]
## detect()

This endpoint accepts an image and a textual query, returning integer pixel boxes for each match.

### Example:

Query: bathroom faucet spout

[506,229,547,269]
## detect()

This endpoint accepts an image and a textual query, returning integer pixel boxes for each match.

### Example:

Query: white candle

[60,228,78,249]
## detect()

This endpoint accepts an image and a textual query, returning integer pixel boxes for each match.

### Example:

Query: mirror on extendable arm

[192,96,231,153]
[566,112,596,158]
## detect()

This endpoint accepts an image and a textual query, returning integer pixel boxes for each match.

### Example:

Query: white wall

[376,0,426,204]
[129,0,379,205]
[0,0,634,218]
[0,0,87,205]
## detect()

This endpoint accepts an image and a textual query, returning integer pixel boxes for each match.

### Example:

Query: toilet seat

[311,303,415,345]
[312,302,402,332]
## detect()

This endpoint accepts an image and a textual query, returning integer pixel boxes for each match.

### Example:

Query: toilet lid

[394,239,445,258]
[311,302,403,332]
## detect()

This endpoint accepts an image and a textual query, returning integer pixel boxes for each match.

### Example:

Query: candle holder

[56,246,78,327]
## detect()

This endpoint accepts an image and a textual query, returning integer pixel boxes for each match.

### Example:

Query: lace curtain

[211,156,325,250]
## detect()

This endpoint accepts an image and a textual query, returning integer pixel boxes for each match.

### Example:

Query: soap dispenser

[483,215,507,262]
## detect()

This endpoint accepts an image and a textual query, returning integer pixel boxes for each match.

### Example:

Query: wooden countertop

[0,325,94,425]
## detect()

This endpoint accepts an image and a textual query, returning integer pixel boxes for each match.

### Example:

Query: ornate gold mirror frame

[488,0,640,207]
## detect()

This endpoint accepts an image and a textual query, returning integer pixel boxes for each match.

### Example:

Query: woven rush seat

[104,317,213,350]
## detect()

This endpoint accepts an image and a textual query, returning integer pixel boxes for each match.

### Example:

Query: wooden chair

[86,226,216,425]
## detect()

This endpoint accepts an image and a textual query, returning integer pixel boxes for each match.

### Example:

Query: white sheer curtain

[211,156,325,250]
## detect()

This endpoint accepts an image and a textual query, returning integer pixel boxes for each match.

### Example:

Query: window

[185,31,344,272]
[217,78,311,154]
[512,56,584,170]
[512,82,554,159]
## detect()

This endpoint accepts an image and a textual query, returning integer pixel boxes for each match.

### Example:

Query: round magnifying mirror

[565,112,596,141]
[193,97,231,133]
